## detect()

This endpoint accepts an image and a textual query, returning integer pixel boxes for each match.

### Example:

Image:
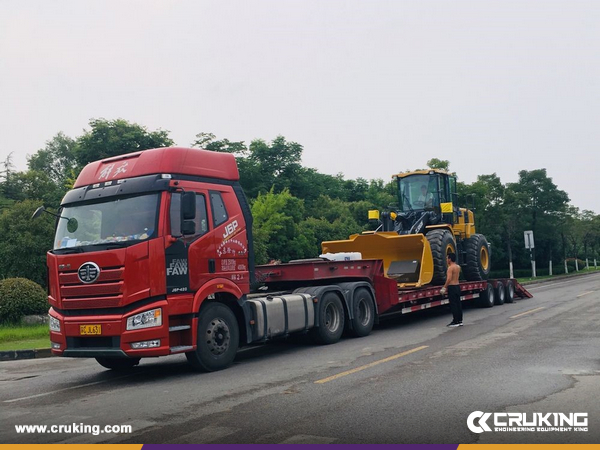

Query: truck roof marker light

[161,174,172,179]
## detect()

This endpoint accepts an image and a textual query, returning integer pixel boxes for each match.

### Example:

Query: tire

[186,302,239,372]
[95,357,140,370]
[349,288,375,337]
[426,229,457,285]
[310,292,345,345]
[494,281,505,305]
[463,234,491,281]
[504,280,515,303]
[477,284,495,308]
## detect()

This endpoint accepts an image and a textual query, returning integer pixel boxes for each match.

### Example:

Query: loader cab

[397,171,456,211]
[394,170,459,234]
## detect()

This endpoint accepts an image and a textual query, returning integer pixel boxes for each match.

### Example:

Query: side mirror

[181,220,196,236]
[32,206,45,220]
[181,192,196,220]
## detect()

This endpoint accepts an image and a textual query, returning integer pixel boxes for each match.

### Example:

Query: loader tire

[426,229,457,285]
[463,234,491,281]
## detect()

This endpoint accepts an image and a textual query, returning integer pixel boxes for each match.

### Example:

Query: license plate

[80,324,102,335]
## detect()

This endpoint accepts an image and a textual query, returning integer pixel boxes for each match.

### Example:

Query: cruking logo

[167,259,188,276]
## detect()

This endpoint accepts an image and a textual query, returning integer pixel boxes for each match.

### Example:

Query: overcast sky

[1,0,599,212]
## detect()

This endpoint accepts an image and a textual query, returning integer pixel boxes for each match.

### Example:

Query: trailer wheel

[310,292,345,345]
[494,281,505,305]
[426,229,457,285]
[463,234,491,281]
[477,284,495,308]
[95,357,140,371]
[349,288,375,337]
[186,302,239,372]
[504,280,515,303]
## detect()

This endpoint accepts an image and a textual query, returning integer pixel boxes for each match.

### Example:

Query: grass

[0,337,50,351]
[0,323,50,351]
[517,266,600,284]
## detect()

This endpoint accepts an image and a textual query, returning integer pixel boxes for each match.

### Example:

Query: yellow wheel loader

[322,170,491,287]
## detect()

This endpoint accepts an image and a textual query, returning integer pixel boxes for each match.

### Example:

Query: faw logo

[223,220,239,239]
[167,259,188,276]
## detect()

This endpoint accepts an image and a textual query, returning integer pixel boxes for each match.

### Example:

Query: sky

[1,0,599,212]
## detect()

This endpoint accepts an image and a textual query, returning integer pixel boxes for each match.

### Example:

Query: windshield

[398,174,438,212]
[54,193,160,250]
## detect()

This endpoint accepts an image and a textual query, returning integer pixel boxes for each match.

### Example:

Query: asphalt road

[2,274,600,444]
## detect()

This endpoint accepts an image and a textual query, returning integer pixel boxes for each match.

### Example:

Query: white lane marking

[577,291,594,298]
[3,373,137,403]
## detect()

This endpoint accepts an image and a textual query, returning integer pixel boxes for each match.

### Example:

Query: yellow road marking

[510,307,545,319]
[314,345,428,384]
[577,291,594,298]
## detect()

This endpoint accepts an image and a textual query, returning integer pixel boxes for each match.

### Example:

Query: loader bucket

[322,232,434,287]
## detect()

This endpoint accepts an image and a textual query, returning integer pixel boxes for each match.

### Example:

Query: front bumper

[49,299,172,358]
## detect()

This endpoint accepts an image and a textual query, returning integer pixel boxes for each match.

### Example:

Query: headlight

[126,308,162,331]
[49,315,60,332]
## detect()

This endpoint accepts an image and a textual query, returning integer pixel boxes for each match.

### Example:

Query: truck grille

[59,266,125,309]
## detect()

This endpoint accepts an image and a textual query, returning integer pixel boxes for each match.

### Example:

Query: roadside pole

[524,230,536,278]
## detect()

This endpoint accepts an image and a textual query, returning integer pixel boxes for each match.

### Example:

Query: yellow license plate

[80,324,102,335]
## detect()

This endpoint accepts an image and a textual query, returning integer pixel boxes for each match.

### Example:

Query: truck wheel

[426,229,457,285]
[95,357,140,370]
[504,280,515,303]
[463,234,491,281]
[494,281,505,305]
[186,302,239,372]
[477,284,495,308]
[310,292,345,345]
[350,288,375,337]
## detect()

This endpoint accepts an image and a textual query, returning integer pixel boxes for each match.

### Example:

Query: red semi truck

[44,147,531,371]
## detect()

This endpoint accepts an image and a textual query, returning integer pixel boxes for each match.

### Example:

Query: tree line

[0,118,597,286]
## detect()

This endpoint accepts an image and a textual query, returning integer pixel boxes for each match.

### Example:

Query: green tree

[250,189,314,264]
[192,132,248,155]
[28,132,78,190]
[427,158,450,171]
[0,200,55,287]
[75,118,174,167]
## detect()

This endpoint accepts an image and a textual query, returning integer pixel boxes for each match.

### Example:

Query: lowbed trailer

[255,258,532,325]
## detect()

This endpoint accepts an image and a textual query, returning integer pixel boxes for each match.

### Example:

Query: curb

[520,270,600,286]
[0,348,53,362]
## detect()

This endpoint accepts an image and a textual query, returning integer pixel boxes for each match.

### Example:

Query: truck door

[208,189,250,293]
[169,191,212,294]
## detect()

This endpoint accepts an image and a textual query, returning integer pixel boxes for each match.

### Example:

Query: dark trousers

[448,285,462,323]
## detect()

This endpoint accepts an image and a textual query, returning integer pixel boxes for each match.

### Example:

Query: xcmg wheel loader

[322,169,491,287]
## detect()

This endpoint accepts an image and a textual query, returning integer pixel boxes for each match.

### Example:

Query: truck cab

[47,147,255,370]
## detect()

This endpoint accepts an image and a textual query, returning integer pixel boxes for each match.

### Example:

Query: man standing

[440,253,463,327]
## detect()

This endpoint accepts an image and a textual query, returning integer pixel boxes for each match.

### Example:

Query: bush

[0,278,48,324]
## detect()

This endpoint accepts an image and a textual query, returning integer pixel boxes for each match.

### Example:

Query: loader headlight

[126,308,162,330]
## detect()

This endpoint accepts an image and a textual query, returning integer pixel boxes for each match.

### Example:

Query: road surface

[2,274,600,444]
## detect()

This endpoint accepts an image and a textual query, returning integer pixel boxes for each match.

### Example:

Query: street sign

[524,230,535,249]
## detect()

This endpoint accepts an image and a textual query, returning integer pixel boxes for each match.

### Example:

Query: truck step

[170,345,194,354]
[169,325,191,332]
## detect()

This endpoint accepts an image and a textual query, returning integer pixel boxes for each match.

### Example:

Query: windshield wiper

[53,247,84,254]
